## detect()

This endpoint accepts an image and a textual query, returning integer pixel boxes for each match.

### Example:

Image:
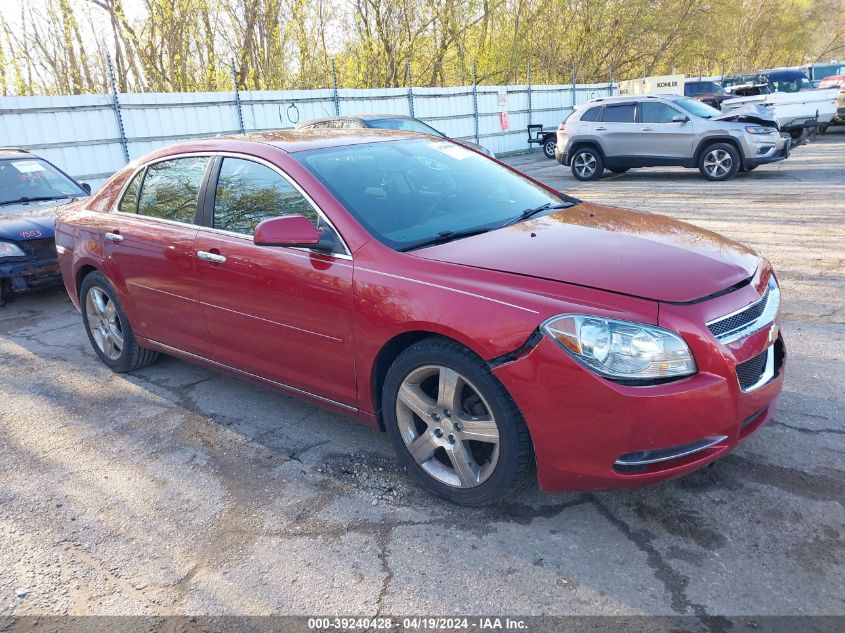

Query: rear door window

[600,104,636,123]
[136,157,208,224]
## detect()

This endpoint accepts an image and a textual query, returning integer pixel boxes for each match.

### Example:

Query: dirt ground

[1,129,843,625]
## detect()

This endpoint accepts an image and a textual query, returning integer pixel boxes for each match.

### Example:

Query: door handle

[196,250,227,264]
[641,127,653,131]
[104,232,124,243]
[595,126,607,131]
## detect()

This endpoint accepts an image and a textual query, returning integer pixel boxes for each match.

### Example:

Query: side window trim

[204,153,352,259]
[198,156,222,229]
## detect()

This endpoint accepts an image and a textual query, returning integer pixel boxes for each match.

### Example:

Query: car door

[193,155,357,407]
[637,101,694,160]
[594,102,640,158]
[105,156,210,355]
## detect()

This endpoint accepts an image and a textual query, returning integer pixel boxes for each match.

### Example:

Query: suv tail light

[558,122,566,131]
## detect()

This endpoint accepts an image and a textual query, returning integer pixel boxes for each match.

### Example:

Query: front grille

[18,238,57,260]
[707,276,780,344]
[708,285,769,338]
[736,348,769,390]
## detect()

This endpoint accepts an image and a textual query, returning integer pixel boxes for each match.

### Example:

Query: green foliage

[0,0,842,95]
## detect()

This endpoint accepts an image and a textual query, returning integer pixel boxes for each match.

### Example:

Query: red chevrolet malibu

[55,130,784,505]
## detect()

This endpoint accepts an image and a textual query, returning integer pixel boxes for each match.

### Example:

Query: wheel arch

[568,140,606,159]
[75,263,100,302]
[694,136,745,165]
[370,329,490,431]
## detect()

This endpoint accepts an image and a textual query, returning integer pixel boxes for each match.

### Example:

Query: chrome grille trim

[707,276,780,344]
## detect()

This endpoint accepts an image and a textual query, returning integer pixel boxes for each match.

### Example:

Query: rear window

[600,104,636,123]
[117,170,143,214]
[579,106,601,122]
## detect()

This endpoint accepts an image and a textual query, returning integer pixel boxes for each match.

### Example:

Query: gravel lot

[1,130,843,624]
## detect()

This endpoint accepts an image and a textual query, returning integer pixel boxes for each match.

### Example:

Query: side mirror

[672,114,690,123]
[80,182,92,195]
[254,215,322,247]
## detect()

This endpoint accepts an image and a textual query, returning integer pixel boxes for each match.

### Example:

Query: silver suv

[555,94,790,181]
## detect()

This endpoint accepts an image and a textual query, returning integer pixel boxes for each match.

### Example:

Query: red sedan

[55,130,784,505]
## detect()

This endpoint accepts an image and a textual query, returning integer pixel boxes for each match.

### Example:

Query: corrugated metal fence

[0,81,614,190]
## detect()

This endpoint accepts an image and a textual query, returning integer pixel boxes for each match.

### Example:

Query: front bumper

[0,257,63,294]
[492,298,785,492]
[744,136,790,169]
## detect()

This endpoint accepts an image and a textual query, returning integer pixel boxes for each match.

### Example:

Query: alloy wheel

[573,152,597,178]
[544,139,556,157]
[703,149,732,178]
[85,286,124,361]
[395,365,500,488]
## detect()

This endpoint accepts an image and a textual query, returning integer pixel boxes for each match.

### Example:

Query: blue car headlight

[0,241,26,257]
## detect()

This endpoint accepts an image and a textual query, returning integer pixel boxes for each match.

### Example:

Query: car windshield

[295,138,576,251]
[674,98,721,119]
[0,157,86,210]
[686,81,726,95]
[367,118,445,137]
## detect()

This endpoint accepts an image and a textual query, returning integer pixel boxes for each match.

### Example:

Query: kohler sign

[618,74,686,96]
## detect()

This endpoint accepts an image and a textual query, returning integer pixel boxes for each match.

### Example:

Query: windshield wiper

[0,195,72,207]
[399,227,492,252]
[501,201,574,227]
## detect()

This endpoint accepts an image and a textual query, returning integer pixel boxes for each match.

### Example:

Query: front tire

[80,271,158,372]
[382,338,533,505]
[570,147,604,181]
[542,135,557,159]
[698,142,740,181]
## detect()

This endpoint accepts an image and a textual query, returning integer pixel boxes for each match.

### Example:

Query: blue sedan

[0,148,90,306]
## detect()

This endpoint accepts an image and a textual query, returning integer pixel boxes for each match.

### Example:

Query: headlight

[541,315,696,382]
[745,126,775,135]
[0,242,26,257]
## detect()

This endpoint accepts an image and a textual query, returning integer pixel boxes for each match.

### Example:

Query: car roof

[0,147,34,159]
[138,128,428,161]
[301,113,417,126]
[585,93,683,105]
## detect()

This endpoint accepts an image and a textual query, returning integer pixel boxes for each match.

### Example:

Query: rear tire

[698,142,740,181]
[542,135,557,159]
[570,147,604,181]
[382,337,534,505]
[80,271,158,373]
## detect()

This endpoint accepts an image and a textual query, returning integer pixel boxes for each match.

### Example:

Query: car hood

[0,205,57,240]
[412,202,759,303]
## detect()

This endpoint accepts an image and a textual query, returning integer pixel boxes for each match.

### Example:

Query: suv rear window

[579,106,601,122]
[600,104,636,123]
